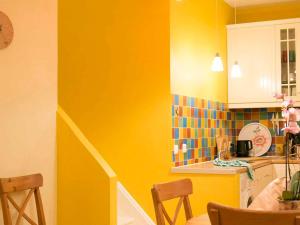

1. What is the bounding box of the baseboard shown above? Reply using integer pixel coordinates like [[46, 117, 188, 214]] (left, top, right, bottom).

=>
[[117, 182, 155, 225]]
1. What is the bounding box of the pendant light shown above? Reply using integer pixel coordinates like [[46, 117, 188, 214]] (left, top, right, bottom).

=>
[[231, 61, 241, 78], [231, 0, 242, 78], [211, 53, 224, 72], [211, 0, 224, 72]]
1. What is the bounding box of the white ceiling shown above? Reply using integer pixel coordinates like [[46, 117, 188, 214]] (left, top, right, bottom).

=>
[[224, 0, 297, 7]]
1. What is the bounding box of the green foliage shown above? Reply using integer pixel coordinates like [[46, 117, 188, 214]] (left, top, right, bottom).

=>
[[290, 171, 300, 200], [282, 191, 294, 201], [281, 171, 300, 201]]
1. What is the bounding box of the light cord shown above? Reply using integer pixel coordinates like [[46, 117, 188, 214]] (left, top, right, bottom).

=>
[[215, 0, 221, 52], [235, 0, 237, 25]]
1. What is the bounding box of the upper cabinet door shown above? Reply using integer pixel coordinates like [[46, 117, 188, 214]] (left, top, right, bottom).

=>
[[228, 25, 276, 108], [276, 23, 300, 102]]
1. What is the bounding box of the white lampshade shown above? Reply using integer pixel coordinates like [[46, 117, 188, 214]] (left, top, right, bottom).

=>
[[231, 61, 242, 78], [211, 53, 224, 72]]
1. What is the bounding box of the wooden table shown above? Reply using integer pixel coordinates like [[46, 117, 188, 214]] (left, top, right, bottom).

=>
[[186, 214, 211, 225], [198, 214, 210, 225]]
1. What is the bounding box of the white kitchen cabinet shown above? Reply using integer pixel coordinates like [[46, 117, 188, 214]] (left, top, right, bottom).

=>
[[228, 24, 277, 108], [240, 165, 273, 208], [253, 165, 274, 198], [273, 163, 300, 179], [240, 172, 253, 208], [276, 24, 300, 101], [227, 18, 300, 109], [239, 163, 300, 208]]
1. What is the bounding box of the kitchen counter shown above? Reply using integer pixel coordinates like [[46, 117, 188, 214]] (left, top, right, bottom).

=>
[[171, 157, 300, 175]]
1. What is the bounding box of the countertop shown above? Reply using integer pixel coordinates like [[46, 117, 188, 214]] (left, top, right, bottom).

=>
[[171, 157, 300, 175]]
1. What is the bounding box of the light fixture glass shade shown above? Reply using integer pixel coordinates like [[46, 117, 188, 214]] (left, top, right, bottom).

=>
[[211, 53, 224, 72], [231, 61, 242, 78]]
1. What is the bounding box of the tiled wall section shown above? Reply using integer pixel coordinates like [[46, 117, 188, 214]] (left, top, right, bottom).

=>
[[233, 108, 285, 155], [172, 94, 286, 167], [172, 94, 236, 167]]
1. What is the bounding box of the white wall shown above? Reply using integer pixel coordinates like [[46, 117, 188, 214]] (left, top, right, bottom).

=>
[[0, 0, 57, 224]]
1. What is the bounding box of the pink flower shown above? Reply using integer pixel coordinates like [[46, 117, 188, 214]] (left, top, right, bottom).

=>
[[282, 108, 300, 134], [274, 93, 285, 100], [282, 126, 300, 135], [282, 109, 288, 119], [281, 99, 295, 109], [282, 100, 289, 108], [289, 108, 300, 122], [288, 98, 295, 106], [275, 93, 299, 135]]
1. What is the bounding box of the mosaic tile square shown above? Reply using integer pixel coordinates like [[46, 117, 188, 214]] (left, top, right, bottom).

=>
[[259, 120, 269, 127], [174, 95, 179, 105], [251, 112, 259, 120], [183, 117, 187, 128], [244, 113, 251, 120], [236, 112, 244, 120], [260, 112, 268, 120], [187, 119, 192, 128], [183, 96, 187, 106]]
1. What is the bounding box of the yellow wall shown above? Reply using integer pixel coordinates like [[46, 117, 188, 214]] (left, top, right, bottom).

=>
[[237, 1, 300, 23], [171, 0, 234, 103], [0, 1, 57, 224], [58, 0, 239, 223], [58, 0, 172, 220], [57, 107, 117, 225]]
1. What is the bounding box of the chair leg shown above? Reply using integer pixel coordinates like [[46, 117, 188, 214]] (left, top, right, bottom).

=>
[[1, 194, 13, 225], [34, 189, 46, 225]]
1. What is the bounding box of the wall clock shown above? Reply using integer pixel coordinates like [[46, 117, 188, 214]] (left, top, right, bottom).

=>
[[0, 11, 14, 49]]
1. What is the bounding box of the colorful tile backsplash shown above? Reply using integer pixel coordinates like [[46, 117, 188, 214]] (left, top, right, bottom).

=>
[[172, 94, 286, 167], [232, 108, 285, 156], [172, 94, 236, 167]]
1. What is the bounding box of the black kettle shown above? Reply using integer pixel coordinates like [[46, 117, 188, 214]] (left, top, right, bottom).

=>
[[237, 140, 253, 157]]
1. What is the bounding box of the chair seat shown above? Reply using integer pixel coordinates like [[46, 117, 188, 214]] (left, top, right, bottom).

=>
[[186, 214, 211, 225]]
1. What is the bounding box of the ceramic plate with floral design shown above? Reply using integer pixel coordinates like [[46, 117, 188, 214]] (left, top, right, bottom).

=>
[[238, 123, 272, 156]]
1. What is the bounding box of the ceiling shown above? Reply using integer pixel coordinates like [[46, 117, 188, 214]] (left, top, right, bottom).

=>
[[224, 0, 297, 7]]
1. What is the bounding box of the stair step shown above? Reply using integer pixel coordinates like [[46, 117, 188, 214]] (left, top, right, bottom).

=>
[[118, 216, 135, 225]]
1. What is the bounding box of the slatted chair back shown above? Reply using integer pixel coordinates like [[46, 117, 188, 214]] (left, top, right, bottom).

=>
[[0, 174, 46, 225], [208, 202, 300, 225], [151, 179, 193, 225]]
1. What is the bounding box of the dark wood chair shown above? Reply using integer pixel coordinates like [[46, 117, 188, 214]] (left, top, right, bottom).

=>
[[151, 178, 203, 225], [0, 174, 46, 225], [208, 202, 300, 225]]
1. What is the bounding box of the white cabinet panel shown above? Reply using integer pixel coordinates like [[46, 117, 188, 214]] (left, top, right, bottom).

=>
[[240, 173, 253, 208], [239, 165, 273, 208], [254, 165, 273, 197], [227, 19, 300, 109], [228, 26, 276, 107], [240, 163, 300, 208], [273, 163, 300, 179]]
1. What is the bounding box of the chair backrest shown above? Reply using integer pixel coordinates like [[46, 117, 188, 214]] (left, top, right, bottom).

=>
[[0, 174, 46, 225], [207, 202, 300, 225], [151, 179, 193, 225]]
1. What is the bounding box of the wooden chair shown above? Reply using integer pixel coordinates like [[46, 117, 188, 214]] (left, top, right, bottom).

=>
[[0, 174, 46, 225], [151, 178, 203, 225], [207, 202, 300, 225]]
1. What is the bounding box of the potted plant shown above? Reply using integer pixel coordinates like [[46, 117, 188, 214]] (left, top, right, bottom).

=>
[[275, 94, 300, 210]]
